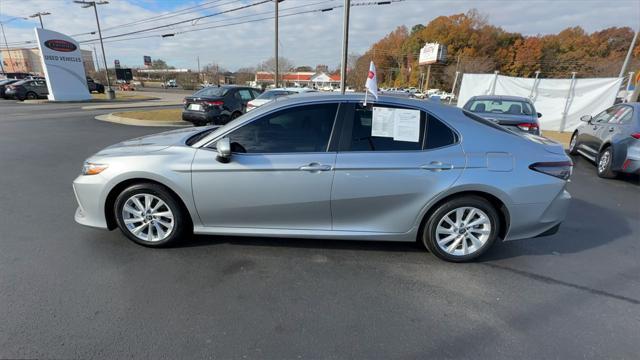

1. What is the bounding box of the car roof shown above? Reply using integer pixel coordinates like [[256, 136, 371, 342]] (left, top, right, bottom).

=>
[[470, 95, 531, 102]]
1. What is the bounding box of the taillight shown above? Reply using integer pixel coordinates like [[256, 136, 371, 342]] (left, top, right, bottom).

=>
[[518, 123, 539, 132], [631, 133, 640, 140], [204, 100, 223, 107], [529, 161, 573, 180]]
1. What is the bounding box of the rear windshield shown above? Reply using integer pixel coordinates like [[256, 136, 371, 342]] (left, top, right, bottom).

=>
[[256, 90, 294, 100], [466, 99, 533, 115], [194, 87, 228, 97]]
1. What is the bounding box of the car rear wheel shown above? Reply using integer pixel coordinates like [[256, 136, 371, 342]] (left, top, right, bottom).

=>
[[25, 91, 37, 100], [568, 132, 579, 155], [231, 111, 242, 120], [422, 196, 499, 262], [597, 147, 617, 178], [114, 183, 190, 247]]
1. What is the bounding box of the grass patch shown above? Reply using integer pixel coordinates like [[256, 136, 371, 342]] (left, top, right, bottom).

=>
[[91, 92, 156, 101], [113, 108, 183, 122], [543, 130, 572, 148]]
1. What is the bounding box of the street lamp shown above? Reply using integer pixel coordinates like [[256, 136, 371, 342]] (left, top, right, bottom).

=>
[[29, 12, 51, 29], [0, 17, 28, 74], [74, 0, 115, 99]]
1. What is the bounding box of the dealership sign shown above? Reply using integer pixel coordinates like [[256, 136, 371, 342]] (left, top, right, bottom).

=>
[[419, 43, 447, 65], [35, 28, 91, 101]]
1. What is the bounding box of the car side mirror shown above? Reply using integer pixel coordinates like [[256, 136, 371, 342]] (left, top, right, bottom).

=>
[[216, 137, 231, 163], [580, 115, 592, 123], [537, 112, 542, 118]]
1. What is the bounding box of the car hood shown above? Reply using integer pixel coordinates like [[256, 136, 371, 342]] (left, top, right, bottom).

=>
[[93, 126, 207, 157]]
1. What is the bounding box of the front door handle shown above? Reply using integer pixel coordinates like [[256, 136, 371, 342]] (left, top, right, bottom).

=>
[[299, 163, 332, 172], [421, 161, 453, 171], [608, 127, 615, 132]]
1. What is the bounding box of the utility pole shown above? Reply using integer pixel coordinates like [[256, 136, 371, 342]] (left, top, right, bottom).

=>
[[340, 0, 350, 94], [274, 0, 279, 88], [619, 26, 639, 78], [29, 12, 51, 29], [75, 1, 114, 99], [92, 44, 101, 73]]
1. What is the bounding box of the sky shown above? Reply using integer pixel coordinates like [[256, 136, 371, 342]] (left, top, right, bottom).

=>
[[1, 0, 639, 71]]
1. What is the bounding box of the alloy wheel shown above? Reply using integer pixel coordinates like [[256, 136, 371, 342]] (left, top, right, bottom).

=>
[[435, 207, 491, 256], [121, 193, 174, 242], [569, 135, 577, 152], [598, 150, 610, 174]]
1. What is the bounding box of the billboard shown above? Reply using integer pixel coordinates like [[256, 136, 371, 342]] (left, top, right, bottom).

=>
[[143, 55, 152, 67], [116, 68, 133, 81], [35, 28, 91, 101], [419, 43, 447, 65]]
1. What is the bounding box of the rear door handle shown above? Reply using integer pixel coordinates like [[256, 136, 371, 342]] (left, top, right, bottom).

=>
[[421, 162, 453, 171], [299, 163, 332, 172]]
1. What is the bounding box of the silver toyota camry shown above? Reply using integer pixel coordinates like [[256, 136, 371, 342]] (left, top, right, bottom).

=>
[[73, 94, 572, 262]]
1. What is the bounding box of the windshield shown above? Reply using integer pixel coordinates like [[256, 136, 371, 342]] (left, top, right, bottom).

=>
[[256, 90, 292, 100], [194, 87, 228, 97], [467, 99, 533, 115]]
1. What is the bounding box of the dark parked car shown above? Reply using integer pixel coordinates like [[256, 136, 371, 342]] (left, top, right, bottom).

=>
[[569, 103, 640, 178], [87, 77, 105, 93], [182, 85, 261, 126], [4, 79, 49, 101], [463, 95, 542, 135], [0, 79, 20, 99]]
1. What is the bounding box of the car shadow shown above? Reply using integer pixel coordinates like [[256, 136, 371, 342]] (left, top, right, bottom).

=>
[[570, 154, 639, 185], [478, 197, 632, 261], [176, 197, 629, 261]]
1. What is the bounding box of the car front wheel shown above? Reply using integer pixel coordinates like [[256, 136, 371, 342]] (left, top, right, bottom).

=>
[[422, 196, 499, 262], [114, 183, 190, 247], [569, 132, 579, 155]]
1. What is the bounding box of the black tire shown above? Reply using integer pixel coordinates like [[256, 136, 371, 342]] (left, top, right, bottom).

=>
[[114, 183, 191, 247], [231, 111, 242, 120], [596, 147, 617, 179], [568, 132, 579, 155], [421, 196, 500, 262], [25, 91, 37, 100]]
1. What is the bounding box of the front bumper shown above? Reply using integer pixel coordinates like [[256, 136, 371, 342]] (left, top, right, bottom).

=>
[[73, 174, 109, 229]]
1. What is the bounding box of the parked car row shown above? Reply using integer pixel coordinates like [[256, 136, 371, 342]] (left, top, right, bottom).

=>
[[0, 76, 105, 100]]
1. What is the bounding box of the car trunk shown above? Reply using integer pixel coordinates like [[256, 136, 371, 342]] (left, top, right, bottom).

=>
[[477, 112, 536, 126], [184, 96, 224, 112]]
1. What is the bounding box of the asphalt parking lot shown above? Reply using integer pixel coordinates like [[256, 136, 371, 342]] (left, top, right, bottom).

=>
[[0, 100, 639, 359]]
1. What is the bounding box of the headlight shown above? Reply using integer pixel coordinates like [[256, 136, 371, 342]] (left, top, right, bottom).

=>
[[82, 162, 108, 175]]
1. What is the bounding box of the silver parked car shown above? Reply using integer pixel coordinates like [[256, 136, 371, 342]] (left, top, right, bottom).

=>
[[73, 94, 572, 262]]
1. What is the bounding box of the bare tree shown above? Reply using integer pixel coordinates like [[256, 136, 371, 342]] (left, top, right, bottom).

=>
[[257, 57, 295, 74]]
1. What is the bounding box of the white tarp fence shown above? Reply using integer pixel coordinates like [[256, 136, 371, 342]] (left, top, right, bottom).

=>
[[457, 73, 622, 131]]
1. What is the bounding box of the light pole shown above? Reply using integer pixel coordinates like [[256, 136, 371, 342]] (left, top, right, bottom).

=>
[[0, 17, 27, 73], [74, 0, 115, 99], [29, 12, 51, 29], [340, 0, 350, 94], [274, 0, 281, 88]]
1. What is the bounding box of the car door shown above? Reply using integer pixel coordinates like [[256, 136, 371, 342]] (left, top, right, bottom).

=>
[[582, 107, 615, 154], [330, 102, 465, 233], [597, 105, 633, 147], [191, 102, 341, 230]]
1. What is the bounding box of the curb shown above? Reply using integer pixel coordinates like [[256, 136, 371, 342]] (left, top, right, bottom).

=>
[[95, 113, 192, 127], [21, 97, 160, 105], [82, 101, 180, 110]]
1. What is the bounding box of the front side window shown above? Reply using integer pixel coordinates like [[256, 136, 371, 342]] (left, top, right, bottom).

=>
[[226, 103, 338, 153], [593, 108, 614, 123]]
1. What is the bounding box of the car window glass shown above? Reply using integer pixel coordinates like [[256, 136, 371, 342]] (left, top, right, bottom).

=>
[[608, 106, 633, 124], [194, 87, 227, 97], [593, 108, 614, 123], [226, 103, 338, 153], [345, 104, 426, 151], [250, 89, 261, 98], [238, 89, 253, 101], [426, 116, 457, 149]]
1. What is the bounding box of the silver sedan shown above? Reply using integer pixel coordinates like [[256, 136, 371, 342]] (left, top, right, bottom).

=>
[[73, 94, 572, 262]]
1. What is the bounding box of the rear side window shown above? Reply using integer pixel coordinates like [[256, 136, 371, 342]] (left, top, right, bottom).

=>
[[426, 116, 457, 149], [345, 104, 426, 151], [608, 106, 633, 124], [238, 89, 253, 101]]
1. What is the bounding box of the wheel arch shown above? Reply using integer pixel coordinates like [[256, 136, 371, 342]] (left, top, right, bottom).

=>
[[418, 190, 510, 242], [104, 177, 193, 231]]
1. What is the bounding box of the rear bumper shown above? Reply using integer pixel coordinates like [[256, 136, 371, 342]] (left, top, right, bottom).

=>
[[620, 142, 640, 174], [505, 189, 571, 241], [182, 109, 225, 125]]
